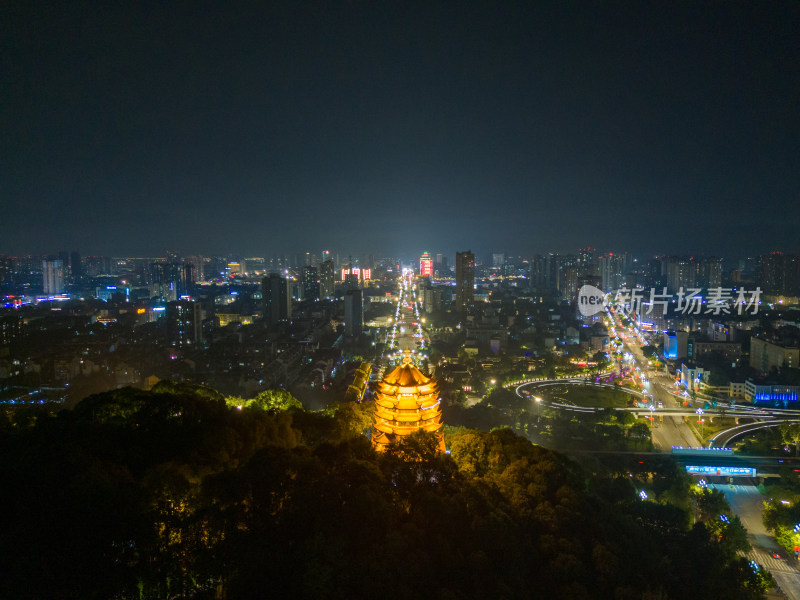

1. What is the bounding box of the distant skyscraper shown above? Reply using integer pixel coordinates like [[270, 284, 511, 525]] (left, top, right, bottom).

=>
[[70, 251, 82, 283], [434, 254, 448, 275], [598, 253, 625, 292], [302, 265, 320, 301], [0, 313, 22, 347], [759, 252, 800, 296], [320, 259, 335, 299], [166, 300, 203, 347], [419, 252, 433, 277], [0, 256, 13, 286], [149, 263, 193, 301], [665, 257, 697, 292], [186, 255, 206, 282], [455, 251, 475, 313], [530, 254, 559, 291], [262, 273, 292, 325], [344, 289, 363, 337], [578, 247, 597, 272], [492, 253, 505, 268], [699, 257, 722, 289], [42, 259, 65, 295], [561, 265, 581, 299]]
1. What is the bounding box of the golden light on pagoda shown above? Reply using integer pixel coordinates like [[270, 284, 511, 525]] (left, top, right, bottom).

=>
[[372, 351, 445, 452]]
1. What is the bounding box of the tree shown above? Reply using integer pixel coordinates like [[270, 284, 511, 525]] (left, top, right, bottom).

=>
[[226, 389, 302, 413], [325, 400, 375, 439], [780, 422, 800, 456], [694, 488, 729, 523], [708, 368, 730, 387]]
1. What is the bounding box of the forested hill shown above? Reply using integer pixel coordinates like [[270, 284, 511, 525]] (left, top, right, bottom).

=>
[[0, 383, 770, 599]]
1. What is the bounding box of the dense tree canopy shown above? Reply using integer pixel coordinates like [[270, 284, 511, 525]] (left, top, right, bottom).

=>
[[0, 384, 772, 599]]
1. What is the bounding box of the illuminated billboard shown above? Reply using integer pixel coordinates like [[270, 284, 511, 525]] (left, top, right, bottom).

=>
[[684, 465, 756, 477], [420, 252, 433, 277]]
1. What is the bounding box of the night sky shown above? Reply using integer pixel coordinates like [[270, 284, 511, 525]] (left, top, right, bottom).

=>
[[2, 2, 799, 259]]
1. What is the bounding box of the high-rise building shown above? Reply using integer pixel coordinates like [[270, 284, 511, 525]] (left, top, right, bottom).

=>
[[455, 251, 475, 313], [561, 265, 581, 300], [166, 300, 203, 347], [320, 259, 335, 299], [149, 263, 193, 301], [530, 253, 562, 292], [0, 256, 13, 287], [263, 274, 292, 325], [344, 289, 363, 337], [85, 256, 112, 277], [301, 265, 320, 301], [698, 257, 722, 289], [42, 259, 65, 295], [664, 257, 697, 292], [598, 253, 625, 292], [70, 251, 82, 283], [578, 247, 597, 271], [434, 253, 448, 275], [186, 255, 206, 282], [0, 313, 22, 347], [419, 252, 433, 277], [760, 252, 800, 296], [371, 351, 445, 453], [638, 299, 668, 332], [340, 266, 371, 287], [491, 253, 505, 268]]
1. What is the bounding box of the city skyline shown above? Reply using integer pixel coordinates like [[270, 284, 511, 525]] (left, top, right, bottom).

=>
[[3, 3, 799, 257], [5, 4, 800, 597]]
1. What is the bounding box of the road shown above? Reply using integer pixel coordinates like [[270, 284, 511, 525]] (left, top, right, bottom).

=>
[[612, 313, 703, 450], [387, 273, 426, 356], [712, 484, 800, 599]]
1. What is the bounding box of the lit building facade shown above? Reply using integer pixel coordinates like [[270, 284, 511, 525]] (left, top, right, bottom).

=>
[[598, 253, 625, 292], [42, 259, 65, 295], [419, 252, 433, 277], [372, 352, 445, 452], [166, 300, 203, 347], [320, 259, 335, 298], [663, 330, 689, 360], [301, 265, 320, 301], [262, 273, 292, 325]]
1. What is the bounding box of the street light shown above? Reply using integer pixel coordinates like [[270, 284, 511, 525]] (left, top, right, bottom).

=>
[[535, 396, 542, 422], [696, 408, 705, 441]]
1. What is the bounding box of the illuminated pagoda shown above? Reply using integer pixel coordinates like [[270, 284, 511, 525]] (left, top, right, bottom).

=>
[[372, 350, 445, 452]]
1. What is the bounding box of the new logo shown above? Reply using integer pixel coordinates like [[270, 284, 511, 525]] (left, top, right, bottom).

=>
[[577, 284, 607, 316]]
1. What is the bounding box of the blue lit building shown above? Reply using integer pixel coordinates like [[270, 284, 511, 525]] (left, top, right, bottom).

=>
[[745, 379, 800, 407], [663, 330, 688, 360]]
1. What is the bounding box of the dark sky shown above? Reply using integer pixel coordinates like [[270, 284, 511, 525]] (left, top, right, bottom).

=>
[[2, 1, 799, 259]]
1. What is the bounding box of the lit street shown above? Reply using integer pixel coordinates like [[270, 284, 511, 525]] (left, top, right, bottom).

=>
[[713, 484, 800, 600], [611, 308, 702, 450]]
